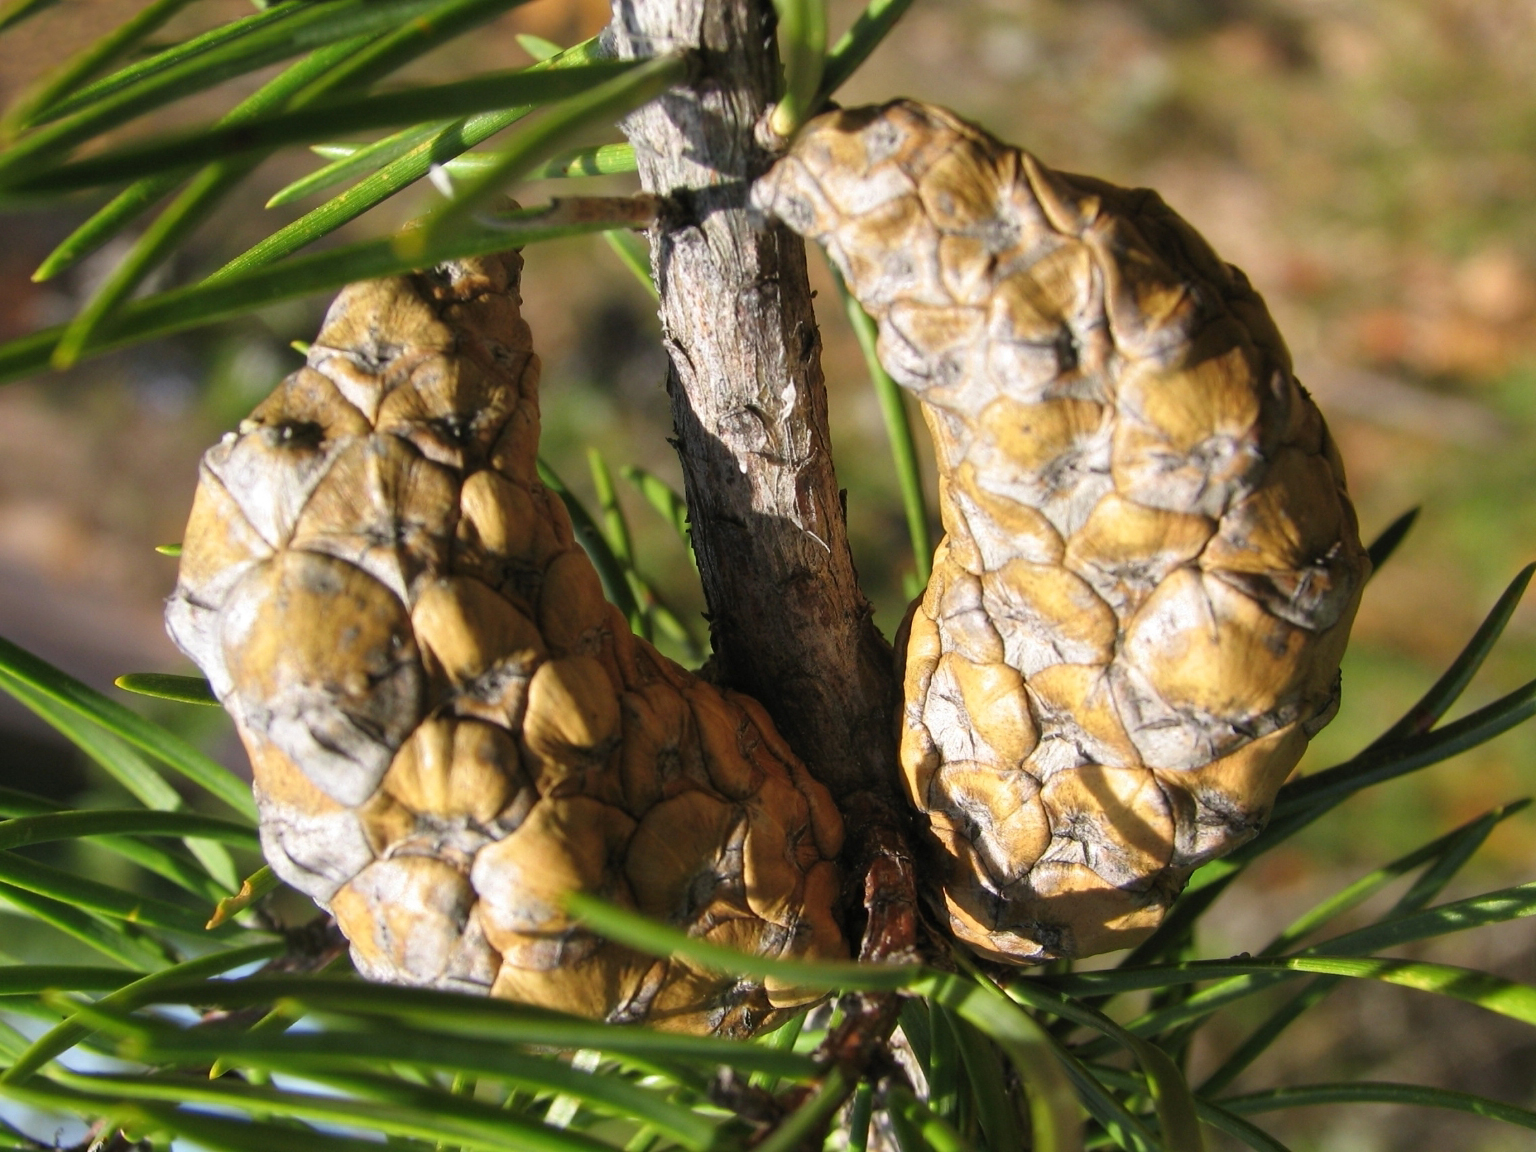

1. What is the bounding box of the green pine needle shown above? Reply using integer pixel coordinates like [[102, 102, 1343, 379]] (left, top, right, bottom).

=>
[[818, 0, 916, 104], [3, 60, 641, 193], [1222, 1081, 1536, 1135], [604, 228, 657, 297], [1364, 505, 1420, 575], [517, 33, 565, 61], [0, 635, 254, 819], [0, 0, 61, 33], [404, 53, 685, 256], [268, 121, 449, 206], [0, 0, 453, 180], [770, 0, 827, 137], [0, 198, 656, 382], [114, 672, 219, 706], [834, 269, 932, 584], [0, 0, 199, 138], [206, 34, 612, 281]]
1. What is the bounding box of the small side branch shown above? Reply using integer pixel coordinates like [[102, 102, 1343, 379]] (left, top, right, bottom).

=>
[[606, 0, 900, 806], [606, 11, 925, 1101]]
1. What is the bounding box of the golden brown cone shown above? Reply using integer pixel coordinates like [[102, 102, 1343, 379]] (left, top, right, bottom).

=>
[[167, 251, 847, 1035], [754, 100, 1368, 963]]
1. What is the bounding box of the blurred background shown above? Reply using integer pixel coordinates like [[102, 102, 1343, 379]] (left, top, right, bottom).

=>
[[0, 0, 1534, 1147]]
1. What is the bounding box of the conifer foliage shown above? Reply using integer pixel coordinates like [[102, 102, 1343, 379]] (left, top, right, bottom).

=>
[[0, 2, 1534, 1150]]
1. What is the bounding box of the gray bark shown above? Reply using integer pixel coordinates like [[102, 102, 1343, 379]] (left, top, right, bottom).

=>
[[606, 0, 899, 803]]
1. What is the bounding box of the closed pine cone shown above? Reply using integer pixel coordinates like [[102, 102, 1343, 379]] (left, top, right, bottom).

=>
[[166, 251, 846, 1034], [753, 101, 1369, 963]]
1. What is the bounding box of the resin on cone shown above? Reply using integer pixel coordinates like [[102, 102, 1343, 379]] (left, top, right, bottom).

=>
[[167, 252, 846, 1034], [754, 101, 1368, 962]]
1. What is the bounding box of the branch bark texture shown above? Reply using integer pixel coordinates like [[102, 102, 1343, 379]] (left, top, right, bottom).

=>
[[606, 0, 897, 804]]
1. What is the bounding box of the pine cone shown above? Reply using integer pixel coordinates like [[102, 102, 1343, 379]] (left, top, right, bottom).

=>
[[166, 252, 846, 1034], [753, 101, 1369, 962]]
